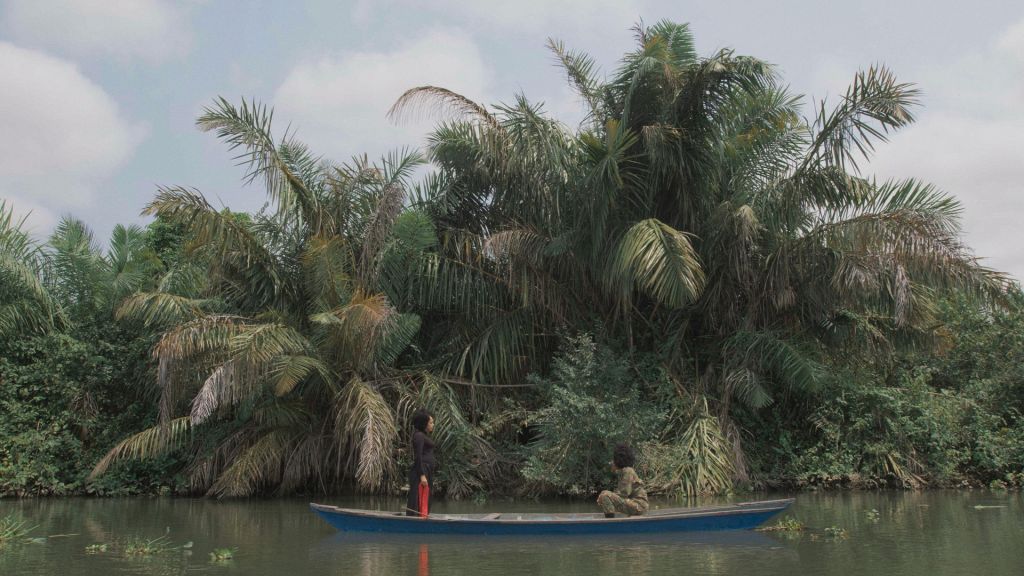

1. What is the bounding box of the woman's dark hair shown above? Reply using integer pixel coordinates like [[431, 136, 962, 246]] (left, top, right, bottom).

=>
[[612, 442, 635, 469], [411, 408, 432, 433]]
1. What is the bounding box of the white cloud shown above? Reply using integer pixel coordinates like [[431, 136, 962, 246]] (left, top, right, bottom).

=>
[[2, 0, 192, 63], [996, 18, 1024, 63], [869, 17, 1024, 280], [2, 194, 58, 239], [273, 28, 489, 161], [0, 42, 145, 228], [355, 0, 645, 37]]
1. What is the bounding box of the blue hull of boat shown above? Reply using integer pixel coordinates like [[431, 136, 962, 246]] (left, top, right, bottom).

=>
[[310, 499, 792, 536]]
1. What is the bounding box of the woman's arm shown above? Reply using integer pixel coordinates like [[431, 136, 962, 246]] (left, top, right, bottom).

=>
[[413, 432, 428, 485]]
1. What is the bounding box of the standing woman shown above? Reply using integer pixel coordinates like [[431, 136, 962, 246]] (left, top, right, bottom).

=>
[[406, 408, 436, 517]]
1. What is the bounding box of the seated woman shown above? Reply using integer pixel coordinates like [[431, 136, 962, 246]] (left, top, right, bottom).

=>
[[596, 443, 649, 517]]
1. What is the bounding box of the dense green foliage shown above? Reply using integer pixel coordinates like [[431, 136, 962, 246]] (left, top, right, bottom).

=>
[[742, 292, 1024, 489], [0, 207, 183, 496], [1, 21, 1021, 498], [521, 333, 668, 494]]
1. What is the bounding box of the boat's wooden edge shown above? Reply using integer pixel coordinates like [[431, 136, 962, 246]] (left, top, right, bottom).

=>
[[309, 498, 793, 524]]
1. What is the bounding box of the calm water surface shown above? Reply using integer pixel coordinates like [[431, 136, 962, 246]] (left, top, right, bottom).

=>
[[1, 491, 1021, 575]]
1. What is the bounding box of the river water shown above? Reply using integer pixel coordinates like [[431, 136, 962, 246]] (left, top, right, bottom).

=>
[[1, 491, 1021, 575]]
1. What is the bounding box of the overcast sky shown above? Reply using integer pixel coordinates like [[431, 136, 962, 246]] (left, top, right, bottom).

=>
[[2, 0, 1023, 278]]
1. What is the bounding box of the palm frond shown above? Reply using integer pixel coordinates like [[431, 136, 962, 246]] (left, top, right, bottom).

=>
[[208, 428, 294, 497], [145, 187, 285, 307], [389, 86, 499, 129], [546, 38, 604, 122], [89, 417, 191, 480], [608, 218, 705, 308], [723, 330, 823, 392], [311, 289, 398, 367], [197, 97, 326, 225], [116, 291, 208, 327], [724, 367, 773, 409], [302, 234, 354, 306], [359, 183, 407, 284], [334, 377, 399, 491], [270, 354, 333, 397], [802, 66, 919, 173]]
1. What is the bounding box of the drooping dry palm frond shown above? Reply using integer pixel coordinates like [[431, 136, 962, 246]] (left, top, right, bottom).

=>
[[152, 314, 250, 362], [229, 322, 314, 366], [670, 399, 735, 496], [151, 314, 249, 421], [312, 289, 398, 368], [359, 183, 407, 284], [208, 428, 294, 497], [334, 377, 399, 491], [89, 417, 191, 480], [181, 323, 319, 421], [388, 86, 499, 129], [116, 292, 208, 327], [190, 362, 236, 425]]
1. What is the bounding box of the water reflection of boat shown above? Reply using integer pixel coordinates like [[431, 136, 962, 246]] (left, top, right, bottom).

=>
[[313, 529, 785, 549], [310, 499, 793, 535], [308, 530, 791, 576]]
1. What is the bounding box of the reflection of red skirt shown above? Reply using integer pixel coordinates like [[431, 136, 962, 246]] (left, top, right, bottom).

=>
[[418, 483, 430, 517]]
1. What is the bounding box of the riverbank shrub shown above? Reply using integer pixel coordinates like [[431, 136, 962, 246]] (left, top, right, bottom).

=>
[[742, 293, 1024, 489], [0, 331, 179, 496], [520, 334, 666, 494]]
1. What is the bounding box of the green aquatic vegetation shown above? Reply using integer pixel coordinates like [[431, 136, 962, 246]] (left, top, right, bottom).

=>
[[0, 515, 35, 545], [209, 547, 236, 562], [824, 526, 849, 539], [120, 533, 191, 558], [757, 517, 805, 532], [865, 509, 880, 521], [85, 543, 109, 554], [123, 534, 176, 557]]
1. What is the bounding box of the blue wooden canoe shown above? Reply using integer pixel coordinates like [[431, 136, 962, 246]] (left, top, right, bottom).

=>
[[310, 498, 793, 535]]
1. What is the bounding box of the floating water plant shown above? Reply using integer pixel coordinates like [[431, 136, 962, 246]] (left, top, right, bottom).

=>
[[757, 517, 805, 532], [85, 543, 109, 554], [123, 534, 177, 557], [0, 515, 35, 546], [209, 547, 236, 563], [824, 526, 848, 539]]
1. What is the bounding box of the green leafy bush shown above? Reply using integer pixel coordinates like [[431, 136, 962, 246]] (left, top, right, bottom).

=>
[[521, 334, 666, 494]]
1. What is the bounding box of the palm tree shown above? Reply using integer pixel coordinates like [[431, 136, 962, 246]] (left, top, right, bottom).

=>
[[390, 20, 1009, 491], [92, 99, 494, 497], [0, 202, 157, 339], [0, 202, 63, 336]]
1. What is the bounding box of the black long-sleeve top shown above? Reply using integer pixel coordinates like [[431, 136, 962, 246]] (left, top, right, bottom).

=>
[[411, 430, 436, 477]]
